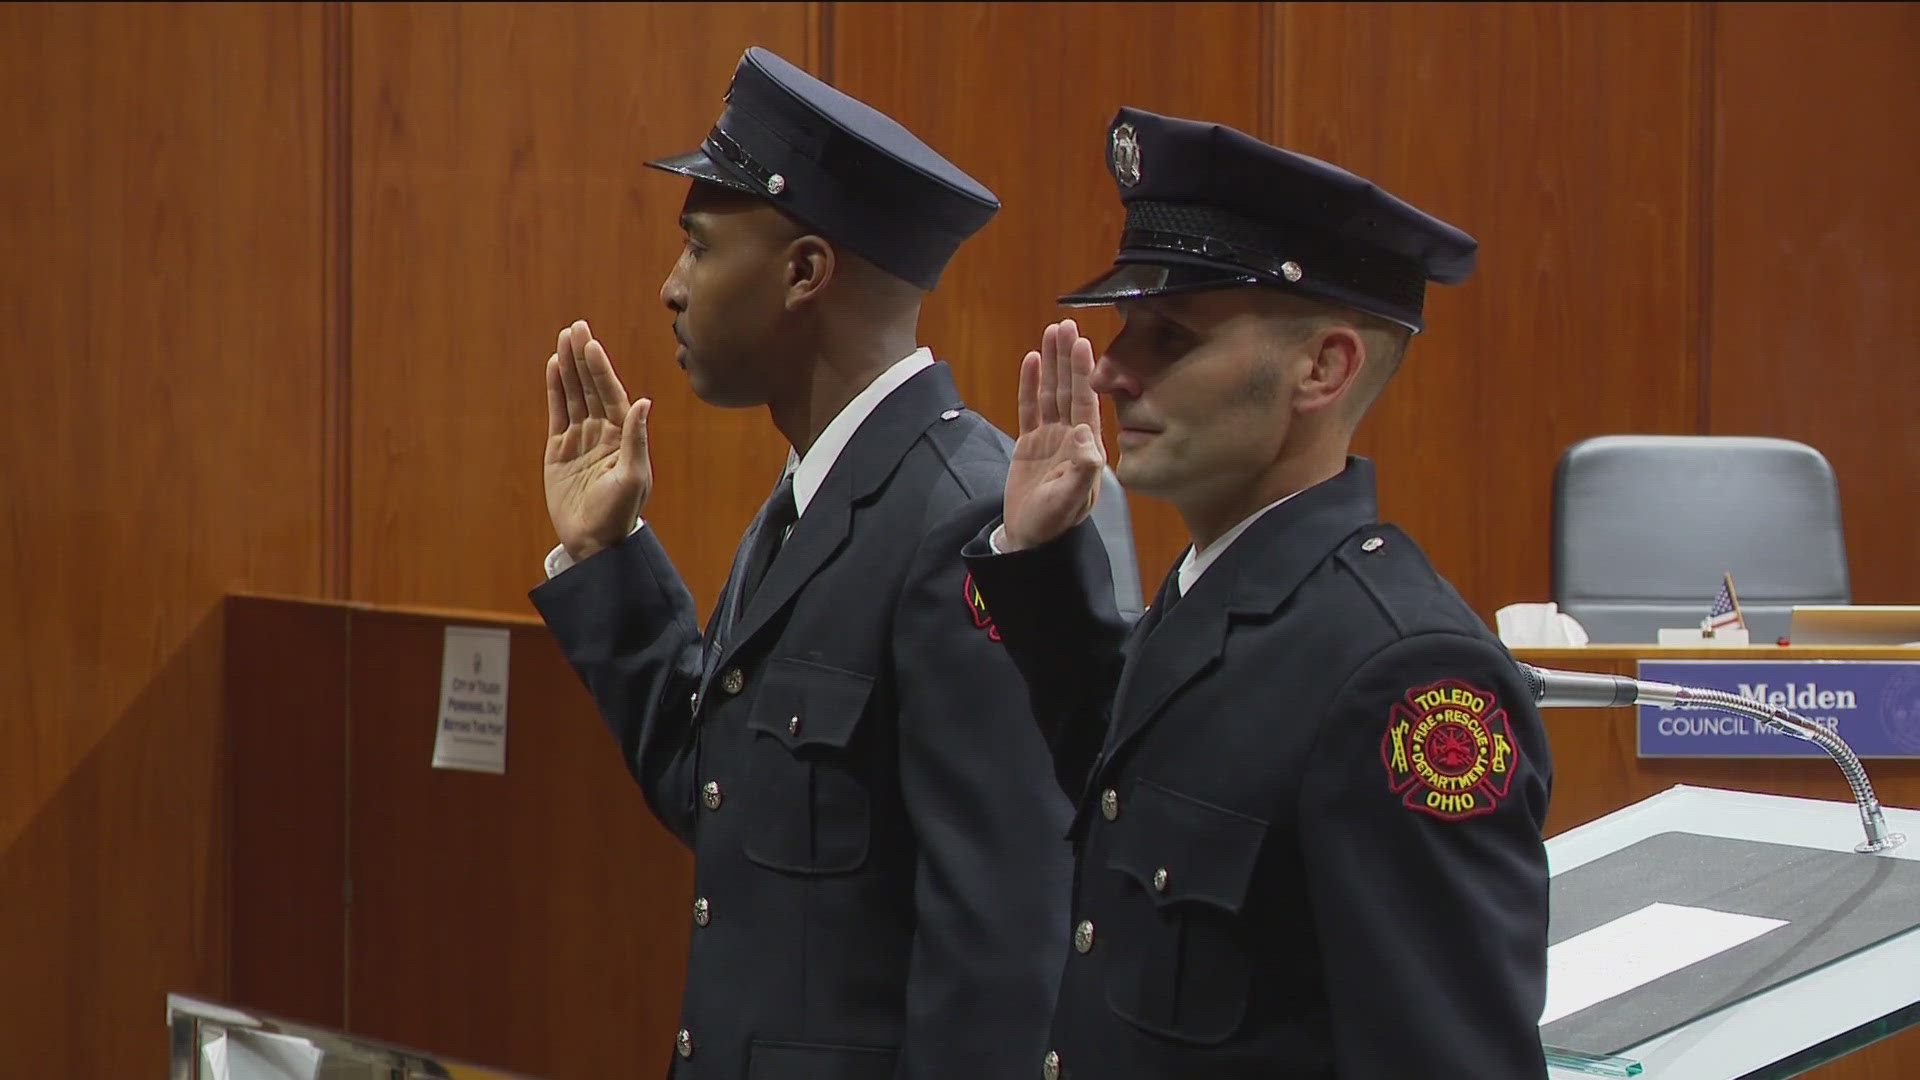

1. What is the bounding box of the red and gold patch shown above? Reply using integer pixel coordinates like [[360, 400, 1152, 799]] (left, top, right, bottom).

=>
[[964, 571, 1001, 641], [1381, 678, 1518, 821]]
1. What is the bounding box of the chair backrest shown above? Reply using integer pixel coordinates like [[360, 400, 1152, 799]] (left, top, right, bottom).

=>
[[1090, 465, 1146, 619], [1551, 435, 1849, 643]]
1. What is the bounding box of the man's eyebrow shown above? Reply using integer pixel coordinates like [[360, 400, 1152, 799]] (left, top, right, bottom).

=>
[[678, 214, 708, 239]]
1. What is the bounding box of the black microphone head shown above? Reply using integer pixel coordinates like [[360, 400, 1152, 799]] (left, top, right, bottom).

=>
[[1518, 662, 1546, 702]]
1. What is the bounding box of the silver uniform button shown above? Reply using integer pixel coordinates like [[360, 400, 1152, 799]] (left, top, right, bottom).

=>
[[1361, 536, 1384, 553], [702, 780, 723, 811], [940, 408, 961, 421], [1153, 867, 1169, 892], [722, 667, 745, 694], [788, 715, 801, 736], [693, 897, 710, 927], [1100, 788, 1119, 821], [1282, 260, 1304, 282], [689, 690, 699, 711], [1073, 919, 1095, 954], [676, 1029, 693, 1058], [1042, 1049, 1061, 1080]]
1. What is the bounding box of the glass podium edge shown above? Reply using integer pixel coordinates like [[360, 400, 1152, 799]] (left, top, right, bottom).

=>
[[1545, 1044, 1644, 1077], [1733, 998, 1920, 1080]]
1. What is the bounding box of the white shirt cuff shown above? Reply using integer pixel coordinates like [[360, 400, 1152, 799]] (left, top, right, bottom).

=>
[[544, 518, 646, 579], [988, 524, 1011, 555]]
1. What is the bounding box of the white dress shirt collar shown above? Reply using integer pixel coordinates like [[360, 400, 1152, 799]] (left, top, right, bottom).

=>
[[788, 348, 934, 516]]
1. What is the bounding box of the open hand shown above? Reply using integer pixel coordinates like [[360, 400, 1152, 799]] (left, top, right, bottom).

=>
[[543, 319, 653, 562], [1002, 319, 1104, 550]]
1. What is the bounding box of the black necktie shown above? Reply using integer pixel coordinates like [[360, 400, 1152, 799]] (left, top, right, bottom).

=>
[[737, 473, 798, 615]]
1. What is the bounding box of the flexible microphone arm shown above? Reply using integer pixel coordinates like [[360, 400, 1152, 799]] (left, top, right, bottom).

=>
[[1519, 664, 1905, 854]]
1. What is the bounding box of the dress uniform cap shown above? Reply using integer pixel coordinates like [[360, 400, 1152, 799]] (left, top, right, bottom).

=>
[[647, 47, 999, 291], [1058, 107, 1477, 332]]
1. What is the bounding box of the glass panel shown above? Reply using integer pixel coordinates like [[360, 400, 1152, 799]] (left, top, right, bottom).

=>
[[1545, 1043, 1644, 1077], [1735, 1000, 1920, 1080], [168, 993, 539, 1080]]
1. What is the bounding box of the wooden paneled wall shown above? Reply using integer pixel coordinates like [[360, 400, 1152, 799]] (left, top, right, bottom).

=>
[[342, 0, 1920, 618], [226, 596, 692, 1076], [3, 3, 1916, 1076], [0, 4, 328, 1075], [1706, 2, 1920, 606], [347, 2, 814, 614], [1279, 2, 1705, 610]]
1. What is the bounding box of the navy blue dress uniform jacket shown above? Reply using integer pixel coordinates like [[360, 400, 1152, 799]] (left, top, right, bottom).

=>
[[533, 362, 1073, 1080], [962, 458, 1552, 1079]]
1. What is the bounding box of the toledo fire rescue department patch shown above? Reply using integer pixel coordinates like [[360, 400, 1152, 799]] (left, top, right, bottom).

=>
[[1381, 678, 1518, 821]]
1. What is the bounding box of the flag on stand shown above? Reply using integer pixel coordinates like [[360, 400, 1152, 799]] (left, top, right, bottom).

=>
[[1701, 573, 1745, 634]]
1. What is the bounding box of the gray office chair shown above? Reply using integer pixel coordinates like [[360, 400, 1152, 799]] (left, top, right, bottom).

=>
[[1551, 435, 1850, 643], [1090, 465, 1146, 619]]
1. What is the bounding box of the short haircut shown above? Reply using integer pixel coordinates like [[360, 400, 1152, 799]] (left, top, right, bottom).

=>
[[1250, 289, 1411, 420]]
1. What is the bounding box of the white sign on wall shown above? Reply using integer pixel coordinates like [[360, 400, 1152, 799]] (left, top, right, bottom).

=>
[[431, 625, 510, 775]]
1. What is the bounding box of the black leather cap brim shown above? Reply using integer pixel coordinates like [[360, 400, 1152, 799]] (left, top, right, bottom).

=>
[[1056, 259, 1263, 307], [644, 148, 762, 197]]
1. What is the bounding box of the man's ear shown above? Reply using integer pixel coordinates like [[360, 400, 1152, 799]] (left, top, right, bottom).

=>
[[784, 234, 836, 310], [1294, 324, 1366, 415]]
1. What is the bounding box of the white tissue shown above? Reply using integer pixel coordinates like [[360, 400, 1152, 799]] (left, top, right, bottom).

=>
[[1495, 602, 1590, 647]]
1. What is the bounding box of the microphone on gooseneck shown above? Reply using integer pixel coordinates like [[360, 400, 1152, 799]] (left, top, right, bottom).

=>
[[1517, 664, 1684, 708]]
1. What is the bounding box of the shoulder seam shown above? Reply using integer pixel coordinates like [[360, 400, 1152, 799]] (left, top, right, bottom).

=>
[[1335, 548, 1409, 637], [921, 415, 1005, 501]]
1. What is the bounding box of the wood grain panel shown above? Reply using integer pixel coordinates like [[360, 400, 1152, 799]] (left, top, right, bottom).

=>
[[228, 595, 350, 1029], [344, 607, 691, 1074], [348, 2, 814, 615], [0, 4, 327, 1075], [1707, 2, 1920, 608], [1278, 2, 1703, 621], [830, 1, 1272, 588]]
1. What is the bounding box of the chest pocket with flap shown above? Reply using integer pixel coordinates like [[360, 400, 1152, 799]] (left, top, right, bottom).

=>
[[741, 658, 875, 875], [1101, 778, 1267, 1045]]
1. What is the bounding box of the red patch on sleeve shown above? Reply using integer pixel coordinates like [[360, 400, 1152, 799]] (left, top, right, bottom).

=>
[[1381, 678, 1518, 821], [963, 571, 1001, 641]]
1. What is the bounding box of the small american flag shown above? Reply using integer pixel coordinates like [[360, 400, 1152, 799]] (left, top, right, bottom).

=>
[[1702, 573, 1745, 633]]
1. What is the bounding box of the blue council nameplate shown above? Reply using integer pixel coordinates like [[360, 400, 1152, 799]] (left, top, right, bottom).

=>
[[1637, 660, 1920, 758]]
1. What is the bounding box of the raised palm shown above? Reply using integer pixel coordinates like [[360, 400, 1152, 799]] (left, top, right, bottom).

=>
[[544, 320, 653, 562], [1003, 319, 1106, 550]]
